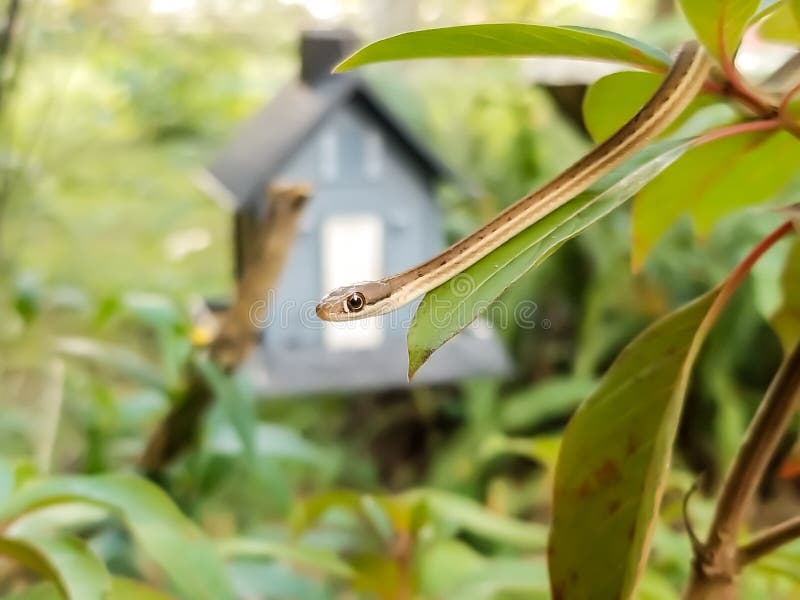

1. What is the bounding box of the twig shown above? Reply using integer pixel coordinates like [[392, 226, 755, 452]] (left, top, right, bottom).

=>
[[737, 515, 800, 567], [683, 477, 706, 556], [140, 183, 311, 474], [685, 341, 800, 598]]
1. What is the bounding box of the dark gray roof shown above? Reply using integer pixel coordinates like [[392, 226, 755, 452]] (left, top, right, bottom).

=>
[[239, 326, 512, 397], [205, 73, 465, 209]]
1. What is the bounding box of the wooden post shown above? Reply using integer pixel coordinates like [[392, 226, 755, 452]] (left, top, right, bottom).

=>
[[140, 183, 311, 473]]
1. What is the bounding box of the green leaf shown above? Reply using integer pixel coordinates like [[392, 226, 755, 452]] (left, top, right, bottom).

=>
[[0, 474, 234, 600], [446, 559, 550, 600], [632, 131, 800, 269], [415, 539, 485, 598], [336, 24, 669, 72], [55, 336, 167, 391], [679, 0, 761, 58], [771, 238, 800, 350], [219, 538, 355, 579], [480, 434, 562, 469], [0, 582, 61, 600], [292, 489, 547, 551], [549, 289, 720, 600], [2, 578, 177, 600], [757, 0, 800, 43], [197, 358, 256, 458], [108, 578, 176, 600], [408, 140, 693, 377], [500, 376, 596, 431], [583, 71, 717, 143], [416, 489, 548, 550], [0, 459, 36, 508], [0, 534, 110, 600]]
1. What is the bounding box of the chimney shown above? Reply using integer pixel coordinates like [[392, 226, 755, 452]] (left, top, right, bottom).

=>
[[300, 30, 359, 84]]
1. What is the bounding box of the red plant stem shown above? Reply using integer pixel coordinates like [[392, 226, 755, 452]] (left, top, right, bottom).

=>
[[779, 82, 800, 116], [715, 11, 775, 118], [694, 221, 795, 347], [714, 221, 794, 307], [695, 119, 780, 146], [701, 79, 775, 117]]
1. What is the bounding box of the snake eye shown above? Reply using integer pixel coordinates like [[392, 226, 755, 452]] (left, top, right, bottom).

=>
[[346, 292, 366, 313]]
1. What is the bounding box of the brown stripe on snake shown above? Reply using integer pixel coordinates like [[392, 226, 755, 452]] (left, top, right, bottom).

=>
[[316, 41, 713, 322]]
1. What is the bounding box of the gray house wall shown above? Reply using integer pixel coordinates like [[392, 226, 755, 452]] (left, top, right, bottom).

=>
[[260, 101, 445, 351]]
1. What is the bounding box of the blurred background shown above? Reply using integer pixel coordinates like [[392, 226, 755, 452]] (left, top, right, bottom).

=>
[[1, 1, 799, 598]]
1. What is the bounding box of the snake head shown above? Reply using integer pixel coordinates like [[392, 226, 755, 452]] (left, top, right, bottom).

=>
[[316, 281, 393, 321]]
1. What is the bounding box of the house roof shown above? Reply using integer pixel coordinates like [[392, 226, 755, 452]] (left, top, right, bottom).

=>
[[204, 72, 467, 210]]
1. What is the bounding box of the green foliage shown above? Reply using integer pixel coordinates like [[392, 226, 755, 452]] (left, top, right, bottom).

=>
[[678, 0, 760, 58], [0, 579, 175, 600], [632, 131, 800, 269], [336, 24, 669, 72], [285, 488, 549, 598], [0, 535, 110, 600], [499, 376, 596, 432], [0, 473, 234, 600]]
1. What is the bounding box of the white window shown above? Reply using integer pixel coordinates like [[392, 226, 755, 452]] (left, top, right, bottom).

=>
[[364, 131, 383, 180], [319, 130, 338, 181], [321, 214, 385, 351]]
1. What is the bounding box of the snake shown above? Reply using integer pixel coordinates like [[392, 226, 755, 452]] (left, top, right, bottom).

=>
[[316, 40, 713, 322]]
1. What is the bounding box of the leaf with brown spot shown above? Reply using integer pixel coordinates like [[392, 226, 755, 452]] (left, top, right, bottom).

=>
[[549, 288, 721, 600]]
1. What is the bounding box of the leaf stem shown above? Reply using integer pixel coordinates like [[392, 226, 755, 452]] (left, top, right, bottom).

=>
[[737, 515, 800, 567], [776, 82, 800, 139], [701, 79, 775, 117], [779, 82, 800, 114], [695, 221, 794, 343], [694, 119, 780, 146]]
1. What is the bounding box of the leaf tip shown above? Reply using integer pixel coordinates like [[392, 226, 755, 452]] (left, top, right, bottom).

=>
[[407, 348, 431, 381], [332, 56, 355, 73]]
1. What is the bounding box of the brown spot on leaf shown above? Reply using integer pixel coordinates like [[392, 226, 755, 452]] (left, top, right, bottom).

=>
[[576, 480, 593, 498], [594, 459, 621, 486], [552, 584, 564, 600], [608, 499, 622, 515], [626, 435, 641, 457]]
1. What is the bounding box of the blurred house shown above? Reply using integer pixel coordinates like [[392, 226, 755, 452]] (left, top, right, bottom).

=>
[[202, 30, 510, 396]]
